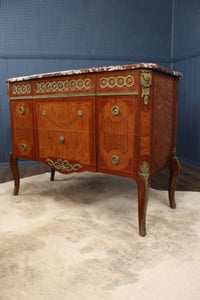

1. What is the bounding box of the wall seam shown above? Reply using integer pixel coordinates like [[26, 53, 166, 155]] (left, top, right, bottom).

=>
[[170, 0, 175, 69]]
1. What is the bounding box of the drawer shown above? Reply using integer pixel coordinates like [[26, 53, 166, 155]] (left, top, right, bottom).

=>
[[35, 98, 95, 132], [37, 129, 95, 169], [10, 100, 33, 129], [9, 81, 32, 98], [96, 70, 139, 94], [32, 73, 95, 96], [96, 96, 136, 135], [12, 128, 35, 159], [97, 132, 135, 176]]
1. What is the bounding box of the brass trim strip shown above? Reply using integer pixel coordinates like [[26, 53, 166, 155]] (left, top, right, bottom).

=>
[[9, 91, 139, 100], [97, 91, 139, 96]]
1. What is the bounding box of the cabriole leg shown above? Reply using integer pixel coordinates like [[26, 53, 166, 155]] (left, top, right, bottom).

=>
[[50, 168, 55, 181], [9, 152, 20, 195], [168, 149, 180, 209], [137, 161, 150, 236]]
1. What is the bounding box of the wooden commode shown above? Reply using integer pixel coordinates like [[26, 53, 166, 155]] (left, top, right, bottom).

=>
[[7, 63, 182, 236]]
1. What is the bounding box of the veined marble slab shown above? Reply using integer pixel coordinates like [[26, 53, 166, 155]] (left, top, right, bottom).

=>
[[7, 63, 182, 82]]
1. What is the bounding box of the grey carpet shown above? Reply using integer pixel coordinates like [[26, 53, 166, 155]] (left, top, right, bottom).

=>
[[0, 172, 200, 300]]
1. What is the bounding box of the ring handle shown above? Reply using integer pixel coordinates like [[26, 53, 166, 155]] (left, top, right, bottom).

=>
[[112, 155, 120, 165], [78, 110, 83, 116], [21, 144, 27, 151], [111, 106, 120, 116], [19, 107, 25, 115], [59, 135, 65, 144]]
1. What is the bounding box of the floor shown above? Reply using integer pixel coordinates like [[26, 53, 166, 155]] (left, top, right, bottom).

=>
[[1, 169, 200, 300], [0, 162, 199, 191], [151, 163, 200, 191]]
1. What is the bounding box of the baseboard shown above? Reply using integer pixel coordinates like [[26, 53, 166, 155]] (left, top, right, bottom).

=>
[[179, 156, 200, 170], [0, 160, 43, 169]]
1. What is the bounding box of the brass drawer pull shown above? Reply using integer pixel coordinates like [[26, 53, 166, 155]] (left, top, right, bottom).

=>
[[21, 144, 27, 151], [112, 155, 120, 165], [111, 106, 120, 116], [78, 110, 83, 116], [19, 107, 25, 115], [42, 110, 47, 116], [59, 135, 65, 144]]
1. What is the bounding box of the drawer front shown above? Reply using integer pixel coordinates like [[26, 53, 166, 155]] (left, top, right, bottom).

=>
[[35, 98, 95, 132], [9, 81, 32, 98], [96, 96, 137, 177], [96, 70, 139, 94], [96, 96, 136, 134], [32, 73, 95, 96], [12, 128, 35, 159], [10, 100, 33, 129], [37, 129, 95, 171], [97, 132, 134, 176]]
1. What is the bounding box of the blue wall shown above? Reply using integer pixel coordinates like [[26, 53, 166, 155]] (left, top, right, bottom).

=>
[[0, 0, 172, 165], [0, 0, 172, 61], [1, 0, 198, 169], [173, 0, 200, 169]]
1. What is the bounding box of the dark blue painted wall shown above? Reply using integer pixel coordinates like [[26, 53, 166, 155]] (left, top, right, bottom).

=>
[[173, 0, 200, 169], [0, 0, 172, 165], [173, 0, 200, 60], [0, 0, 172, 61]]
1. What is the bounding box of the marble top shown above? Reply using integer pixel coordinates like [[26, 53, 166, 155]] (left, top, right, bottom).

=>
[[7, 63, 182, 82]]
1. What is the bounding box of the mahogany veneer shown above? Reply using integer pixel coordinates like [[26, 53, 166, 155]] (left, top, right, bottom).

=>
[[7, 63, 182, 236]]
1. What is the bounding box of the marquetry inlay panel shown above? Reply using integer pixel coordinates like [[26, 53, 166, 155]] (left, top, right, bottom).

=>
[[104, 133, 128, 155], [99, 75, 134, 89], [103, 115, 129, 155], [35, 78, 91, 93], [13, 128, 35, 159], [12, 84, 31, 95], [103, 116, 129, 134]]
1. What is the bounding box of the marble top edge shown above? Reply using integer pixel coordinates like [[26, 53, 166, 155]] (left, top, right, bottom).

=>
[[6, 63, 182, 82]]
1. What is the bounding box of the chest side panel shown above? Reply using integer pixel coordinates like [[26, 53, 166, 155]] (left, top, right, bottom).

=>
[[152, 73, 175, 173]]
